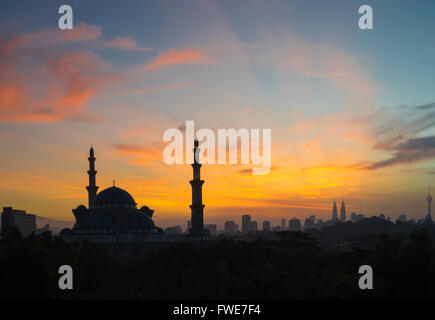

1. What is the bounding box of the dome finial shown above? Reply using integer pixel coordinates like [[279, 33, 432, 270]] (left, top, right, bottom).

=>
[[113, 179, 116, 187]]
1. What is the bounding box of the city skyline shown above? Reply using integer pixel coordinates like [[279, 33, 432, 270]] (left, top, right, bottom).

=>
[[1, 0, 435, 227]]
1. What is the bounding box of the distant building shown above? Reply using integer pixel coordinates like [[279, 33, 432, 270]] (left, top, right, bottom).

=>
[[224, 220, 238, 233], [1, 207, 36, 236], [52, 226, 61, 235], [309, 215, 316, 223], [251, 221, 258, 232], [379, 213, 385, 220], [262, 220, 271, 232], [281, 218, 286, 231], [316, 219, 325, 229], [204, 224, 217, 236], [303, 218, 315, 230], [165, 225, 183, 234], [340, 201, 346, 222], [332, 201, 338, 222], [350, 212, 356, 222], [271, 226, 281, 232], [350, 212, 364, 223], [398, 214, 407, 222], [242, 215, 252, 233], [289, 218, 302, 232]]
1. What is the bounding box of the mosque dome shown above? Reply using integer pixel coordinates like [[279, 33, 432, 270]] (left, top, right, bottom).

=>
[[64, 148, 164, 238], [94, 186, 137, 209]]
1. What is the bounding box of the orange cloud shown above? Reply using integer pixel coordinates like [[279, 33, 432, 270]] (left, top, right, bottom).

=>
[[2, 22, 102, 53], [102, 36, 150, 51], [144, 48, 216, 71], [113, 142, 165, 165], [0, 25, 120, 123], [0, 51, 119, 122]]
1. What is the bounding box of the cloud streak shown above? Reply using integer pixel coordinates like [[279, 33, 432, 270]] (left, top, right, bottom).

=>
[[112, 142, 165, 165], [365, 103, 435, 170], [366, 136, 435, 170], [248, 31, 376, 98], [144, 48, 216, 71], [101, 36, 150, 52]]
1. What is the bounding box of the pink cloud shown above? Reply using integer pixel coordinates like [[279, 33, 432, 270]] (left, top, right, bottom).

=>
[[0, 25, 120, 123], [113, 142, 166, 166], [144, 48, 216, 71], [2, 22, 102, 52], [102, 36, 150, 52]]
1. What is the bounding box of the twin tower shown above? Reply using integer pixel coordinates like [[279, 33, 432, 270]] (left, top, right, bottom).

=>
[[332, 200, 346, 222], [85, 141, 206, 236]]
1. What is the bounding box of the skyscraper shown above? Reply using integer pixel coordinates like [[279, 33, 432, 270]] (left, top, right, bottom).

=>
[[251, 221, 258, 232], [224, 220, 238, 233], [242, 215, 252, 233], [332, 201, 338, 222], [86, 146, 99, 208], [281, 218, 286, 231], [1, 207, 36, 236], [262, 220, 271, 232], [340, 201, 346, 222], [189, 139, 205, 236], [289, 218, 302, 232], [303, 218, 315, 230]]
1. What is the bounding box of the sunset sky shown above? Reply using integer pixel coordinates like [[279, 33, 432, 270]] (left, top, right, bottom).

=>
[[1, 0, 434, 229]]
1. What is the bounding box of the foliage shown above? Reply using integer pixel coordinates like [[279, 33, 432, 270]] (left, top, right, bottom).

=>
[[0, 229, 434, 299]]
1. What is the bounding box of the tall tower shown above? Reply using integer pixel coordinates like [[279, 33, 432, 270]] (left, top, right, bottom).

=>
[[426, 192, 432, 221], [86, 146, 99, 208], [332, 201, 338, 222], [340, 200, 346, 222], [189, 139, 205, 235], [242, 215, 252, 233]]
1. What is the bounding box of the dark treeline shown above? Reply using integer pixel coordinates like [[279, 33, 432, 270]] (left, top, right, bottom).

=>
[[0, 228, 434, 299]]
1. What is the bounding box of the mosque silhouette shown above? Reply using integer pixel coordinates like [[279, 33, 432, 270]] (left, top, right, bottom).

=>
[[60, 142, 209, 243]]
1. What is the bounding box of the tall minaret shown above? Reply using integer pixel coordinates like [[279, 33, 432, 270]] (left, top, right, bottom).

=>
[[189, 139, 205, 236], [427, 192, 432, 221], [86, 146, 99, 208], [332, 201, 338, 222], [340, 200, 346, 222]]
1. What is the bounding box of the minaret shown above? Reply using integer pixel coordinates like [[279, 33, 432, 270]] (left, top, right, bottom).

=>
[[189, 139, 205, 236], [340, 200, 346, 222], [332, 201, 338, 222], [426, 192, 432, 221], [86, 146, 99, 208]]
